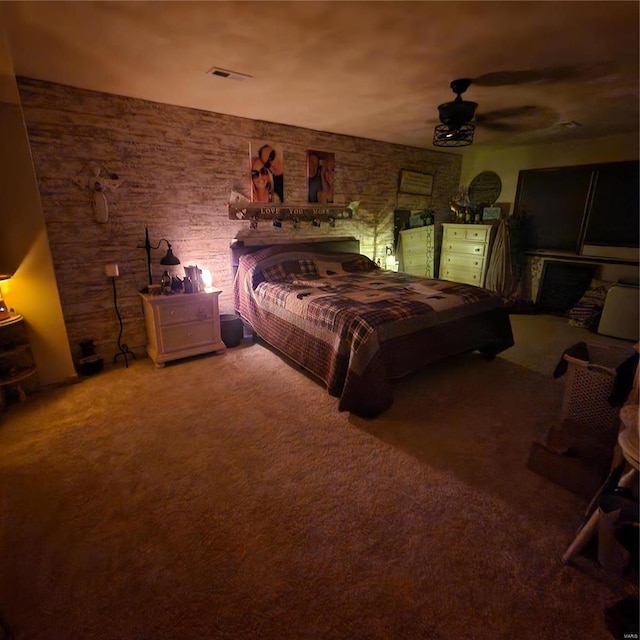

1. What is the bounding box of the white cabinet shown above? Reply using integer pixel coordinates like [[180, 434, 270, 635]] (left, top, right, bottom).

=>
[[439, 223, 493, 287], [139, 290, 226, 366], [398, 225, 435, 278]]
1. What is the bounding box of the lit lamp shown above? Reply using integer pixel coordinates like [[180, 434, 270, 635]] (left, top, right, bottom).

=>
[[137, 227, 181, 286], [433, 123, 475, 147], [385, 246, 398, 271], [0, 274, 12, 321]]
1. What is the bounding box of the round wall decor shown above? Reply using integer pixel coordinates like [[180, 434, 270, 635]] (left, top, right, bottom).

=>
[[468, 171, 502, 207]]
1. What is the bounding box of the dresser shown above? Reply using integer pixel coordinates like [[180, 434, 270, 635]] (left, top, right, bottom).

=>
[[439, 223, 493, 287], [398, 225, 435, 278], [139, 290, 226, 366]]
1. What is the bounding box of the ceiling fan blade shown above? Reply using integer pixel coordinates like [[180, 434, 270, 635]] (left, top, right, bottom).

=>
[[472, 63, 615, 87], [475, 105, 557, 131]]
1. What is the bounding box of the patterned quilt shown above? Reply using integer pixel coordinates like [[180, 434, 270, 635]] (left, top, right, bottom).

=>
[[234, 246, 513, 418]]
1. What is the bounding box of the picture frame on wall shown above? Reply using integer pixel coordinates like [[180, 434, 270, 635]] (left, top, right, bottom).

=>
[[398, 169, 433, 196], [307, 150, 335, 203], [482, 206, 502, 221], [250, 140, 284, 203]]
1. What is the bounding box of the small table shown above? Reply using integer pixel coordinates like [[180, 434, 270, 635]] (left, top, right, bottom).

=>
[[139, 290, 226, 367], [0, 315, 37, 402]]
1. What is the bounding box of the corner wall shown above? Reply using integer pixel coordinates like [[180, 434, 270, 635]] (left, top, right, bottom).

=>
[[0, 33, 76, 386]]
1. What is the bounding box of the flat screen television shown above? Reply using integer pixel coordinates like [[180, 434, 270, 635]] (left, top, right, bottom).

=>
[[514, 161, 639, 261]]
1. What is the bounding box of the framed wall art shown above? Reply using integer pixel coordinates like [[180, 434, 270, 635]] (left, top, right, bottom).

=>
[[250, 140, 284, 203], [398, 170, 433, 196], [307, 150, 335, 203]]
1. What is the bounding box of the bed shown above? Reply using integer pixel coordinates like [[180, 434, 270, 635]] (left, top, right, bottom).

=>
[[231, 235, 514, 418]]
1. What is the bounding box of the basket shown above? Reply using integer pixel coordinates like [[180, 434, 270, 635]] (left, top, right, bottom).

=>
[[559, 343, 636, 444]]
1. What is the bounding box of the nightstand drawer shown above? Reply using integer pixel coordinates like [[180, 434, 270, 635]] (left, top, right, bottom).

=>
[[160, 321, 218, 353], [158, 298, 214, 326]]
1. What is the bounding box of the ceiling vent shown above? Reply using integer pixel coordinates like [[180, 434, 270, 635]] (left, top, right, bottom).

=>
[[207, 67, 251, 81]]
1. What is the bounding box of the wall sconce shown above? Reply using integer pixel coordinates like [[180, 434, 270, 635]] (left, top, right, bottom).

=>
[[75, 164, 121, 223], [137, 227, 181, 286], [0, 273, 12, 321]]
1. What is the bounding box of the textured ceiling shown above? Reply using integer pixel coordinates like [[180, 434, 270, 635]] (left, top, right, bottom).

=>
[[2, 1, 639, 150]]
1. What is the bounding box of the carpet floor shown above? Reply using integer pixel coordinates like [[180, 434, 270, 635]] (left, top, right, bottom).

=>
[[0, 315, 636, 639]]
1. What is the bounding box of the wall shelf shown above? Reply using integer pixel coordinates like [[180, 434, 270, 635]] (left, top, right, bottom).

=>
[[228, 202, 357, 223]]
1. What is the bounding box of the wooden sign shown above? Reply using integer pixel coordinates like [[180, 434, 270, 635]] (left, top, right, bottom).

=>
[[398, 170, 433, 196], [228, 203, 357, 221]]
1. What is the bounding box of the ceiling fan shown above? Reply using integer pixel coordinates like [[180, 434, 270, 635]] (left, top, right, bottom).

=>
[[432, 78, 557, 147]]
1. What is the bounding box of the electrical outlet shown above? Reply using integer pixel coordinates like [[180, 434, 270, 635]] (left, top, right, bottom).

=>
[[105, 263, 119, 277]]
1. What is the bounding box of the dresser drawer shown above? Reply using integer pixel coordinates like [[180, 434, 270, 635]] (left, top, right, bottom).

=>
[[443, 226, 489, 242], [443, 241, 488, 257], [441, 252, 485, 270], [440, 265, 484, 286], [160, 320, 218, 353], [403, 257, 430, 277], [158, 298, 214, 326]]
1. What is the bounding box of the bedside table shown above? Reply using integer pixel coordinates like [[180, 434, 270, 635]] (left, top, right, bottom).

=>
[[0, 314, 37, 402], [139, 290, 226, 367]]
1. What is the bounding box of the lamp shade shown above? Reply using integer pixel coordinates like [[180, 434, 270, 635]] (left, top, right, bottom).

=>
[[160, 247, 180, 265]]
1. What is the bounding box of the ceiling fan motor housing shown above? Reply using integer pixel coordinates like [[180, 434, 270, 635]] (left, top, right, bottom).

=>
[[438, 78, 478, 130]]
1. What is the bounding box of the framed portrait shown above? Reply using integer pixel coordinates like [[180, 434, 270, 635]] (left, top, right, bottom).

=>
[[307, 150, 335, 203], [399, 169, 433, 196], [250, 140, 284, 203]]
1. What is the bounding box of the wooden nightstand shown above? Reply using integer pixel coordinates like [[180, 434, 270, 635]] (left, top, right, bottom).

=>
[[139, 290, 226, 367], [0, 314, 37, 402]]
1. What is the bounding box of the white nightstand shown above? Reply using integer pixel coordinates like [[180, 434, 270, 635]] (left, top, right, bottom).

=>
[[139, 290, 226, 367]]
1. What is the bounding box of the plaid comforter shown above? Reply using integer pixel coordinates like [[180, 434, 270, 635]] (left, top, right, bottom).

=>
[[234, 246, 513, 417]]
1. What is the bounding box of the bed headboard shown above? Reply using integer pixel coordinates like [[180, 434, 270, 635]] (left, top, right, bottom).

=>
[[229, 235, 360, 278]]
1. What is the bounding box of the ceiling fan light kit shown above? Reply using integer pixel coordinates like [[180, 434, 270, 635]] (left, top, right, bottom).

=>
[[433, 78, 479, 147], [433, 123, 475, 147]]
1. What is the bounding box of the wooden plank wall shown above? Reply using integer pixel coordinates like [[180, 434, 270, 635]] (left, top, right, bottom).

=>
[[17, 78, 461, 364]]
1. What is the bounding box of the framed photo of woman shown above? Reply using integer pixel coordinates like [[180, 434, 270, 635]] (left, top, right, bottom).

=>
[[250, 140, 285, 203]]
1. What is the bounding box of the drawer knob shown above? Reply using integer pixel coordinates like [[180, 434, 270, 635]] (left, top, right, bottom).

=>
[[475, 248, 480, 252]]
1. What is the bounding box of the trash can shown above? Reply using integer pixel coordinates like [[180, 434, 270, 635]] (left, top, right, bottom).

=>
[[220, 314, 244, 348]]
